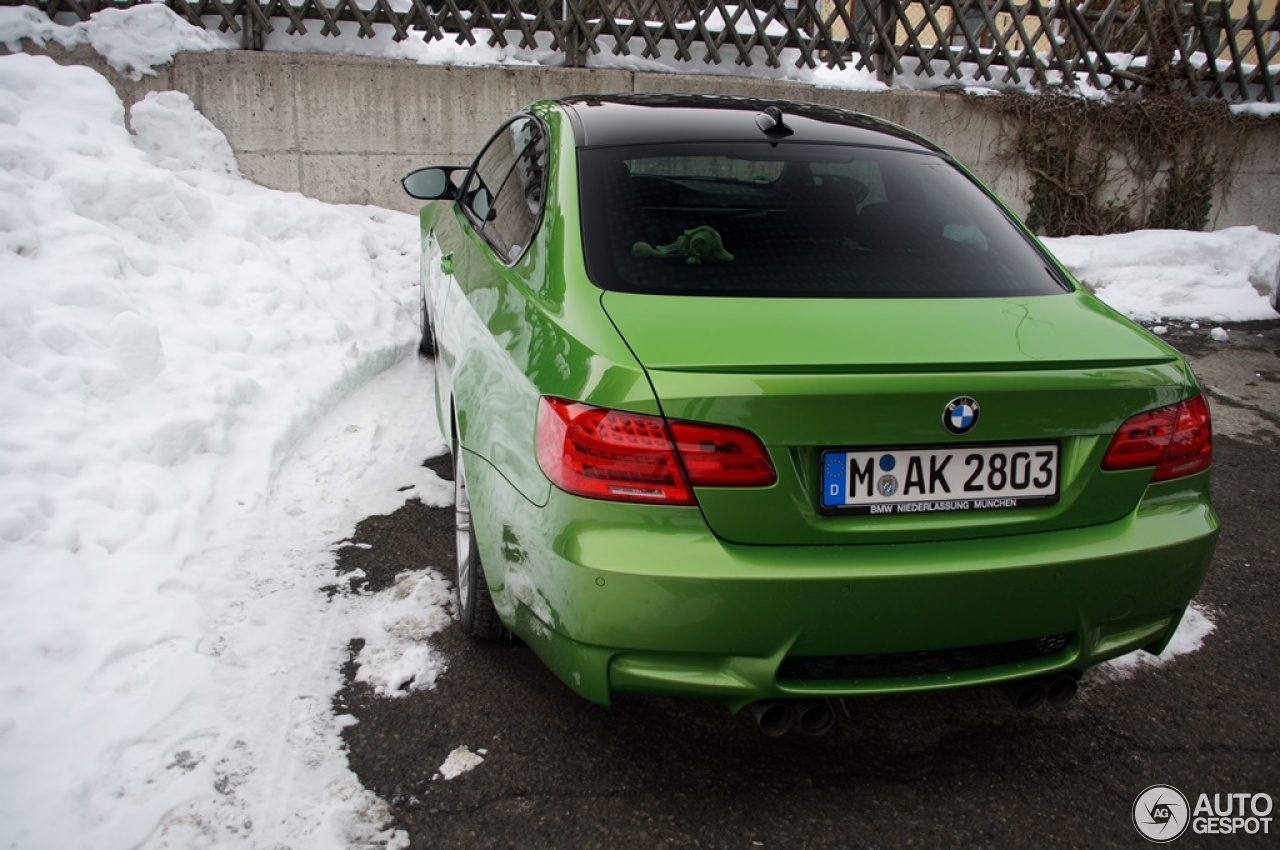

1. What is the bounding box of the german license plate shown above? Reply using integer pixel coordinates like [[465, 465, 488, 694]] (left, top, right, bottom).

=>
[[821, 443, 1060, 515]]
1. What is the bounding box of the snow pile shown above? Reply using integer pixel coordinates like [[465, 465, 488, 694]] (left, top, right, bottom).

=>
[[132, 89, 242, 174], [0, 4, 237, 79], [0, 52, 453, 849], [1044, 227, 1280, 323], [351, 570, 455, 697]]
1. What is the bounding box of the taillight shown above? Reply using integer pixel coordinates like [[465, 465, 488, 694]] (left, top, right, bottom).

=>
[[1102, 395, 1212, 481], [668, 420, 778, 487], [535, 397, 776, 504]]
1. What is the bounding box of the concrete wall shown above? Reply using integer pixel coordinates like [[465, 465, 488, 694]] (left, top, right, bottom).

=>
[[10, 44, 1280, 231]]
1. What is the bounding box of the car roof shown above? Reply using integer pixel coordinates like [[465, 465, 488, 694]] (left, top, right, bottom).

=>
[[551, 93, 944, 155]]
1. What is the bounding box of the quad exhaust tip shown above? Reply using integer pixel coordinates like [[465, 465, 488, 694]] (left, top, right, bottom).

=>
[[745, 699, 836, 737], [745, 675, 1079, 736], [797, 700, 836, 736], [1008, 673, 1081, 711], [745, 700, 794, 737]]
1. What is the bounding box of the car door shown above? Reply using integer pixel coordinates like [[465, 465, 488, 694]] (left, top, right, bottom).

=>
[[435, 114, 551, 504]]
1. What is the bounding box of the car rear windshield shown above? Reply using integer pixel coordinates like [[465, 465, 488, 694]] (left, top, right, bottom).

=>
[[578, 143, 1069, 298]]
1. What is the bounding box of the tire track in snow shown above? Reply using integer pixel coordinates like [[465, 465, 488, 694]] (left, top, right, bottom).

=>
[[137, 355, 451, 849]]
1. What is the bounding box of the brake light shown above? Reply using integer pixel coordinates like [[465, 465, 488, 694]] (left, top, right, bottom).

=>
[[535, 397, 776, 504], [1102, 395, 1212, 481]]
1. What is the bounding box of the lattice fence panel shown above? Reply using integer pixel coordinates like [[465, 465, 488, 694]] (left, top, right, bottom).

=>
[[9, 0, 1279, 100]]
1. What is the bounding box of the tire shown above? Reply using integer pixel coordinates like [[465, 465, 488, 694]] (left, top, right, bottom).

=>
[[452, 425, 505, 639], [418, 284, 436, 357]]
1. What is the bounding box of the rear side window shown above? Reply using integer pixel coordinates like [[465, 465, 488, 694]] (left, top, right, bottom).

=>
[[578, 143, 1067, 298], [462, 116, 548, 263]]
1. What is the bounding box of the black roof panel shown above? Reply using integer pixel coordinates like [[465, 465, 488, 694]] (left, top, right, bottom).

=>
[[553, 93, 942, 155]]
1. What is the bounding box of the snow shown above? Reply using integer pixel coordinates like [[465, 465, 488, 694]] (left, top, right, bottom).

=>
[[351, 569, 454, 697], [435, 745, 485, 781], [0, 51, 451, 849], [1043, 227, 1280, 323], [0, 4, 237, 80], [0, 18, 1274, 850], [1094, 603, 1218, 680], [0, 3, 558, 73], [1232, 101, 1280, 117]]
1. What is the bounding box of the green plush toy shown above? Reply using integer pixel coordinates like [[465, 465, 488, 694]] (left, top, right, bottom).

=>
[[632, 225, 734, 265]]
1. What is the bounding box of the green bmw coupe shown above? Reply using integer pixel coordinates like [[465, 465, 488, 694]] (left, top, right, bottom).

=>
[[403, 94, 1217, 734]]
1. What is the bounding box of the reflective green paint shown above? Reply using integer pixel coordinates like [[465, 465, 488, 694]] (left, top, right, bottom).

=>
[[426, 106, 655, 507], [601, 292, 1197, 544], [465, 452, 1215, 709], [413, 99, 1219, 710], [601, 290, 1184, 373]]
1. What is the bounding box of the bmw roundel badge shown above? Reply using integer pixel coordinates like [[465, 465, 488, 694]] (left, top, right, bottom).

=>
[[944, 397, 980, 435]]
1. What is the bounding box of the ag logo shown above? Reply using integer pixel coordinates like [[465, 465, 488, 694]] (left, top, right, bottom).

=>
[[1133, 784, 1190, 843], [943, 396, 979, 435]]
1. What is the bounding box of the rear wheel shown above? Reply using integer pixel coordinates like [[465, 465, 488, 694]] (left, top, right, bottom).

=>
[[452, 425, 505, 638]]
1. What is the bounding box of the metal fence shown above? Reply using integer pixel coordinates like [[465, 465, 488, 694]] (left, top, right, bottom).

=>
[[13, 0, 1280, 101]]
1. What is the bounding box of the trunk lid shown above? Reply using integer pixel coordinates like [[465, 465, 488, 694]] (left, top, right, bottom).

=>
[[601, 291, 1194, 545]]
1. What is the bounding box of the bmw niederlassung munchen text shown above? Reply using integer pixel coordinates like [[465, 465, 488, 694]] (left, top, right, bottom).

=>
[[402, 94, 1218, 736]]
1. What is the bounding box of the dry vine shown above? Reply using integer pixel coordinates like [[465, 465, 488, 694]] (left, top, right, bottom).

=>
[[982, 2, 1254, 237], [991, 90, 1249, 237]]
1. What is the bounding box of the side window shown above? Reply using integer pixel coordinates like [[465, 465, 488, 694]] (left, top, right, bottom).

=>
[[461, 116, 547, 263]]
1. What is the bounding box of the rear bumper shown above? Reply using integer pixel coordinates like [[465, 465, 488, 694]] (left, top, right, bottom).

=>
[[468, 457, 1218, 708]]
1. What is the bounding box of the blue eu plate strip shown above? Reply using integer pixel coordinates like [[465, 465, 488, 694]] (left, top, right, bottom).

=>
[[822, 452, 846, 507]]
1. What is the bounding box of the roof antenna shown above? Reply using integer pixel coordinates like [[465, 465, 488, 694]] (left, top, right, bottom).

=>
[[755, 106, 793, 139]]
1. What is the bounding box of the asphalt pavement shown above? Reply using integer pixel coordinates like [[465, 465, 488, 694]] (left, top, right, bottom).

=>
[[336, 320, 1279, 850]]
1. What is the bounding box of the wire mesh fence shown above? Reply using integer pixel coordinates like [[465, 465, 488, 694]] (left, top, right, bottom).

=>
[[11, 0, 1280, 101]]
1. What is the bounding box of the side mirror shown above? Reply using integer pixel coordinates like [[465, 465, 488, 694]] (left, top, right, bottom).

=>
[[402, 166, 462, 200]]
